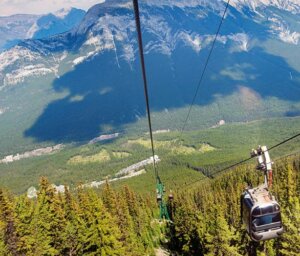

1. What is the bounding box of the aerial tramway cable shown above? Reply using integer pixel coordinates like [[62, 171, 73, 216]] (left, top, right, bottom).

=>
[[179, 0, 231, 138], [182, 132, 300, 187], [132, 0, 170, 220], [132, 0, 298, 241], [132, 0, 158, 179], [166, 0, 231, 185]]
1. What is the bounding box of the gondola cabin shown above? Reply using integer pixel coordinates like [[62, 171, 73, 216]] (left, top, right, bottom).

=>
[[241, 185, 284, 241]]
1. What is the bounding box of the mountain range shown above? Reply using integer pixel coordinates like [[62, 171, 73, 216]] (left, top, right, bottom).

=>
[[0, 0, 299, 156], [0, 8, 86, 51]]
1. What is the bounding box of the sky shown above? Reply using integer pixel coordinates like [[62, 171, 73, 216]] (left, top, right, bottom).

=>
[[0, 0, 105, 16]]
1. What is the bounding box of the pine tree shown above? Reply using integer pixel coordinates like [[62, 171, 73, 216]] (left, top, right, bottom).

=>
[[0, 218, 8, 255], [170, 194, 204, 255], [26, 177, 66, 255], [102, 181, 118, 215], [103, 184, 157, 255], [116, 192, 145, 255], [122, 185, 155, 254], [205, 204, 241, 256], [14, 194, 35, 255], [62, 186, 83, 255], [279, 197, 300, 255], [78, 188, 124, 255], [0, 189, 18, 256]]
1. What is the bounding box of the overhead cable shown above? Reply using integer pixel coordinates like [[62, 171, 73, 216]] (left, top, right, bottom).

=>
[[182, 132, 300, 187], [179, 0, 231, 137], [133, 0, 158, 178]]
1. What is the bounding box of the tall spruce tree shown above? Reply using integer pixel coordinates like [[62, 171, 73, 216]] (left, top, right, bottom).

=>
[[14, 195, 35, 255], [102, 183, 145, 255], [205, 204, 241, 256], [78, 188, 124, 255], [0, 189, 18, 256], [279, 197, 300, 255], [62, 186, 83, 255]]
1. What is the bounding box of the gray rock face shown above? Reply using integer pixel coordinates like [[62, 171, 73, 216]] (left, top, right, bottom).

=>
[[27, 186, 37, 198], [0, 14, 39, 52], [1, 0, 300, 87], [27, 184, 66, 199], [0, 0, 299, 149], [0, 8, 85, 52]]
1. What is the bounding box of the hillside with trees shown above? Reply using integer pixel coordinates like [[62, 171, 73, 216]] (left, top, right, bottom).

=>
[[0, 154, 299, 255]]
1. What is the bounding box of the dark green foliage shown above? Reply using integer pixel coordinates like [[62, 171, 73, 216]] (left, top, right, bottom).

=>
[[0, 189, 18, 255], [0, 177, 158, 255], [169, 194, 204, 255], [1, 116, 300, 195], [0, 155, 300, 255], [166, 154, 300, 255]]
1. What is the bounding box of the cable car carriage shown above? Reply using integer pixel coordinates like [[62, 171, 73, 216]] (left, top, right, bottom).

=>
[[241, 185, 284, 241], [241, 145, 284, 241]]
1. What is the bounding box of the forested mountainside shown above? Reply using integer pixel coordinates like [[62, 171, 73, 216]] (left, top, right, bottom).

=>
[[0, 1, 299, 254], [168, 154, 300, 256], [1, 0, 300, 155], [0, 154, 299, 255]]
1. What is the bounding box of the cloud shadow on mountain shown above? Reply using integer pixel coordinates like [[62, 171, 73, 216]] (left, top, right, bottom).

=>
[[24, 5, 300, 143], [23, 41, 300, 144]]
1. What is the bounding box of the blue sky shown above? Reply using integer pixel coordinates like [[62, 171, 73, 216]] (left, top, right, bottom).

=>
[[0, 0, 105, 16]]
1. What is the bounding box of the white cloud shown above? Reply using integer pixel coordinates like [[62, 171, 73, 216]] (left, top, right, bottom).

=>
[[0, 0, 105, 16]]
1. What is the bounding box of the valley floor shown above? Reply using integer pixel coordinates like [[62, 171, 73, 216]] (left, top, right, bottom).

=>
[[1, 116, 300, 195]]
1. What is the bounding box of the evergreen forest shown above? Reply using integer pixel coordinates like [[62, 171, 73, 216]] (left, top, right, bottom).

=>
[[0, 154, 299, 255]]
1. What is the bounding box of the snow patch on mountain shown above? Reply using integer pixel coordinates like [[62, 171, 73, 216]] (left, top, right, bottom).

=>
[[230, 0, 300, 13], [4, 65, 55, 86], [72, 34, 114, 67], [84, 14, 136, 63], [80, 7, 251, 60], [181, 33, 228, 53], [279, 30, 300, 45], [26, 22, 39, 38], [54, 8, 73, 19], [143, 13, 238, 56], [144, 15, 177, 55], [121, 44, 135, 63], [0, 46, 64, 87], [72, 50, 101, 66], [100, 87, 113, 95], [0, 46, 41, 72], [180, 32, 202, 53], [73, 11, 136, 67], [84, 35, 102, 46], [145, 0, 300, 14], [1, 0, 300, 88], [182, 34, 202, 52], [73, 56, 87, 66], [143, 16, 213, 55], [0, 8, 85, 52], [146, 0, 225, 11], [58, 51, 68, 62], [228, 33, 250, 51], [269, 17, 300, 45]]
